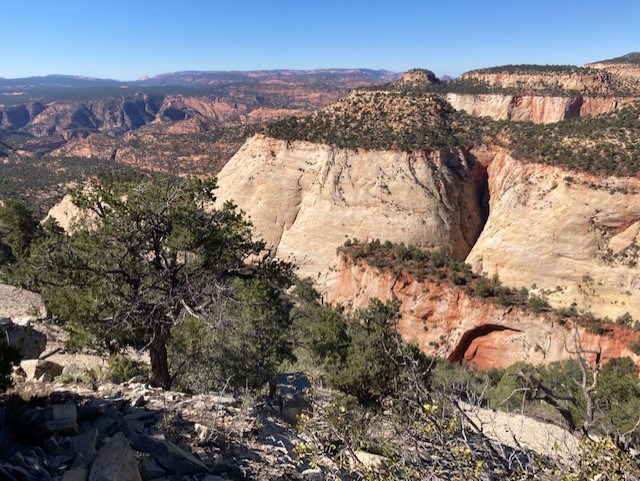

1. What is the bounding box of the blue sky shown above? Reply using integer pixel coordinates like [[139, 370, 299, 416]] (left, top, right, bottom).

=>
[[1, 0, 638, 80]]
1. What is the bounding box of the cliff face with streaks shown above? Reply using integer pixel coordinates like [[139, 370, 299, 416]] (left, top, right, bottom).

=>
[[215, 133, 640, 321], [461, 70, 613, 94], [446, 93, 628, 123], [325, 256, 640, 369], [466, 148, 640, 320], [214, 134, 486, 279]]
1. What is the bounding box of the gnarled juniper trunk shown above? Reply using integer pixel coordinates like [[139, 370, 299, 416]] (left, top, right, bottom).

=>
[[149, 330, 171, 389]]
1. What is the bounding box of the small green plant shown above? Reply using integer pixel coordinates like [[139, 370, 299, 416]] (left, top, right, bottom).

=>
[[107, 355, 149, 384]]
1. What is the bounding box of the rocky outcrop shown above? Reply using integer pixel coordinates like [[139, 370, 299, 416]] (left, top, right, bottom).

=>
[[0, 284, 47, 324], [326, 257, 639, 369], [45, 194, 94, 232], [215, 134, 486, 278], [462, 70, 613, 95], [466, 149, 640, 320], [446, 93, 628, 123], [0, 318, 47, 360], [588, 62, 640, 80], [0, 381, 328, 481]]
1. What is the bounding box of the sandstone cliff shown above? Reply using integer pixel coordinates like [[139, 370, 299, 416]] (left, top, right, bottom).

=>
[[588, 62, 640, 80], [446, 93, 628, 123], [215, 134, 486, 278], [466, 148, 640, 320], [215, 132, 640, 321], [326, 256, 639, 370], [461, 69, 614, 95]]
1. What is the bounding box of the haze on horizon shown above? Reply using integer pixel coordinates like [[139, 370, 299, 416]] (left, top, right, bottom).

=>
[[1, 0, 639, 80]]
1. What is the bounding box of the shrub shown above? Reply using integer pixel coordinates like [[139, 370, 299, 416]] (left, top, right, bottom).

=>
[[169, 277, 294, 394], [329, 299, 405, 405], [615, 312, 634, 326], [107, 355, 149, 384]]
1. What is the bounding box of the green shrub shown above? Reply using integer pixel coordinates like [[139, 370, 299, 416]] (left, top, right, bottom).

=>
[[329, 299, 404, 405], [169, 277, 294, 394], [107, 355, 149, 384]]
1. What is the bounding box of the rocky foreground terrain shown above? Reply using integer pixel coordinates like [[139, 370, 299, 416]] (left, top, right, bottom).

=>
[[0, 290, 589, 480]]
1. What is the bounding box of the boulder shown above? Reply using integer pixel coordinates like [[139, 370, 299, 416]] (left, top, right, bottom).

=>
[[43, 404, 78, 436], [0, 284, 47, 324], [0, 318, 47, 360], [88, 432, 141, 481], [354, 450, 388, 470], [269, 372, 312, 423], [20, 359, 63, 381], [62, 467, 89, 481], [124, 428, 208, 475], [301, 468, 325, 480], [71, 428, 98, 463]]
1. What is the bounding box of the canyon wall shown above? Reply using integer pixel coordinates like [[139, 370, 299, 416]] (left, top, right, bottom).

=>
[[587, 62, 640, 80], [462, 71, 613, 94], [466, 148, 640, 320], [326, 257, 639, 369], [0, 95, 251, 137], [446, 93, 627, 123], [214, 134, 486, 278], [215, 134, 640, 321]]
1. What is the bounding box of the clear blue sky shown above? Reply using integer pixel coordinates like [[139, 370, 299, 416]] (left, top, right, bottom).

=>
[[1, 0, 638, 80]]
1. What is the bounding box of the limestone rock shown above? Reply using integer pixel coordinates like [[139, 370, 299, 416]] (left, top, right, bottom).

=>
[[88, 432, 141, 481], [0, 318, 47, 359], [71, 428, 98, 463], [62, 467, 89, 481], [43, 404, 78, 436], [124, 428, 208, 475], [354, 450, 388, 469]]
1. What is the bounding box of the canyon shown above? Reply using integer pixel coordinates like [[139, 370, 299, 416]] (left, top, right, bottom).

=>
[[214, 133, 640, 335], [211, 59, 640, 368], [24, 55, 640, 369]]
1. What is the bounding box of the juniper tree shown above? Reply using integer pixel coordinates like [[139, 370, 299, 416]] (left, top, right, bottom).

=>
[[14, 176, 293, 388]]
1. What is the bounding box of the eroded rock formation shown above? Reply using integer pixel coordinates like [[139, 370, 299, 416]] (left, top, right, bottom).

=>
[[467, 148, 640, 319], [446, 93, 628, 123], [215, 134, 486, 278], [325, 256, 639, 369], [215, 132, 640, 322]]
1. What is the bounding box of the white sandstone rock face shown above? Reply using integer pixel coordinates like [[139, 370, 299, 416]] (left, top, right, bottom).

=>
[[215, 134, 486, 279], [466, 149, 640, 319], [45, 193, 94, 232], [446, 93, 627, 123]]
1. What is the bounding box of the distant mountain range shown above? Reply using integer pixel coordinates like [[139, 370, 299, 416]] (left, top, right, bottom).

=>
[[0, 69, 401, 105]]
